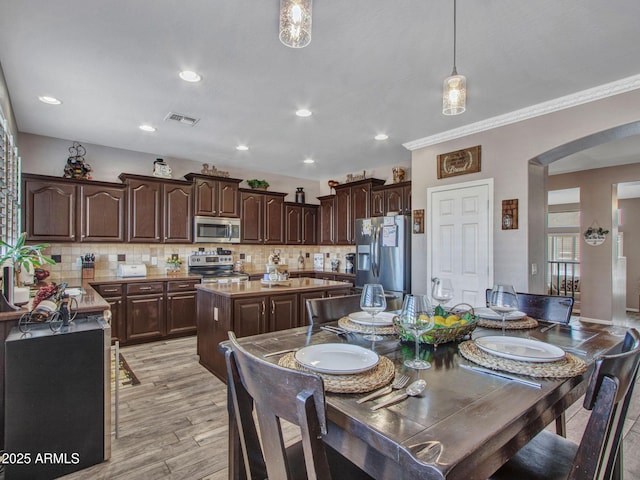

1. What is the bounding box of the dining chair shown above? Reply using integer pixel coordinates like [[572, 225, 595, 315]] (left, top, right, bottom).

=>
[[484, 289, 574, 324], [489, 328, 640, 480], [305, 294, 363, 325], [225, 331, 373, 480]]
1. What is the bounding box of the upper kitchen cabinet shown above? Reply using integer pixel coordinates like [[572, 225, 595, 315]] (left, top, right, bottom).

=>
[[119, 174, 192, 243], [284, 203, 318, 245], [371, 181, 411, 217], [317, 195, 335, 245], [240, 189, 286, 244], [184, 173, 242, 218], [23, 174, 125, 243], [333, 178, 385, 245]]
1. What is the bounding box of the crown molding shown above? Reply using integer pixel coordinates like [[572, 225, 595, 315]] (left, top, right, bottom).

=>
[[403, 74, 640, 151]]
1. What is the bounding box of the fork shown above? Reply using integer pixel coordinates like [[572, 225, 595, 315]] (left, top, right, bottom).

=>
[[320, 325, 349, 336], [357, 374, 410, 404]]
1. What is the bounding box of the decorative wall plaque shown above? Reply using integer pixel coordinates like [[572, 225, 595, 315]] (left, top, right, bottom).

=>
[[501, 199, 519, 230], [412, 209, 424, 234], [437, 145, 481, 179]]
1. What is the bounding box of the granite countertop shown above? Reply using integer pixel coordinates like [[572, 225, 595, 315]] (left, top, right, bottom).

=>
[[86, 273, 201, 285], [241, 266, 355, 277], [196, 277, 352, 298]]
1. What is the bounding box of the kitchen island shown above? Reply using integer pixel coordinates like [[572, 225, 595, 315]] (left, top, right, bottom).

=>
[[196, 277, 353, 380]]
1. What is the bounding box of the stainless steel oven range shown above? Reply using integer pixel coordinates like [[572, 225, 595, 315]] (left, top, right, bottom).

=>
[[187, 252, 249, 284]]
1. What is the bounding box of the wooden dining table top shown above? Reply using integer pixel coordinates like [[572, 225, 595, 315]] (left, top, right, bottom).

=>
[[223, 320, 627, 480]]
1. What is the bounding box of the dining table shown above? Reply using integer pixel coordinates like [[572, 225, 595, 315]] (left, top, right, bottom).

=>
[[219, 317, 627, 480]]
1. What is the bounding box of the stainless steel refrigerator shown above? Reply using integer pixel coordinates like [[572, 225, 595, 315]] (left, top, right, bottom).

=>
[[355, 215, 411, 300]]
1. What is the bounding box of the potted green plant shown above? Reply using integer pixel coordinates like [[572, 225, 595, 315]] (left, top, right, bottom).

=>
[[247, 179, 270, 190], [0, 232, 56, 308]]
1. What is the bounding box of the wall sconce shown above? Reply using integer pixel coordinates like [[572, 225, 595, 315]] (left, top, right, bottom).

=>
[[279, 0, 312, 48]]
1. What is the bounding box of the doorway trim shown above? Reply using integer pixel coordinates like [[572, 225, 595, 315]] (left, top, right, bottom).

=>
[[426, 178, 494, 301]]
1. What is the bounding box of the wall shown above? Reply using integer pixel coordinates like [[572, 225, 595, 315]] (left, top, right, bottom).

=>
[[0, 62, 18, 137], [411, 88, 640, 321], [619, 197, 640, 311]]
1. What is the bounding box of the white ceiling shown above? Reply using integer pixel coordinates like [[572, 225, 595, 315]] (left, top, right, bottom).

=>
[[1, 1, 640, 179]]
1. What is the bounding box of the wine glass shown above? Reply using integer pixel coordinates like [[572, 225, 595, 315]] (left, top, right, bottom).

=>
[[488, 284, 519, 335], [399, 294, 435, 369], [360, 284, 387, 342], [431, 277, 454, 306]]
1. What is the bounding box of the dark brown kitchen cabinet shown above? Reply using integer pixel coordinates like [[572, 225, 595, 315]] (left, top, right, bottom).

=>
[[371, 181, 412, 217], [79, 183, 126, 242], [233, 293, 298, 335], [119, 174, 192, 243], [332, 178, 385, 245], [318, 195, 335, 245], [93, 283, 125, 344], [184, 173, 242, 218], [240, 189, 286, 244], [268, 294, 298, 331], [166, 281, 198, 336], [285, 203, 318, 245], [125, 282, 165, 343], [299, 290, 325, 325], [23, 176, 77, 242]]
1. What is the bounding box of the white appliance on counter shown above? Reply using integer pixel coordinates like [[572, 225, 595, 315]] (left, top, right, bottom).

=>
[[117, 264, 147, 278]]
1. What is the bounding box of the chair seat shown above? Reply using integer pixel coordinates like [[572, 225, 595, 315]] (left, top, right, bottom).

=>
[[489, 429, 578, 480], [286, 440, 374, 479]]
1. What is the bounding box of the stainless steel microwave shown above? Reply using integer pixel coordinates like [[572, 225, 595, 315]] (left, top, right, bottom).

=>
[[194, 216, 241, 243]]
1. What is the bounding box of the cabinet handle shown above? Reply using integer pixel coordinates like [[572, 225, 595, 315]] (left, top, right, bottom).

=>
[[104, 288, 118, 293], [261, 301, 266, 316], [139, 286, 152, 291], [271, 300, 275, 315], [177, 284, 189, 288]]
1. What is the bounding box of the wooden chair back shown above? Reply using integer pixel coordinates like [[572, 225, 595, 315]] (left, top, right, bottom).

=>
[[571, 328, 640, 480], [306, 294, 362, 325], [485, 289, 574, 324], [225, 331, 332, 480]]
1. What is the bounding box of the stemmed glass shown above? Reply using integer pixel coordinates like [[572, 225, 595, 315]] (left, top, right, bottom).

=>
[[431, 277, 454, 306], [399, 294, 435, 370], [360, 284, 387, 342], [488, 284, 519, 335]]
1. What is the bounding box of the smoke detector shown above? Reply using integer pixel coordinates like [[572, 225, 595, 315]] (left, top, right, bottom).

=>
[[164, 112, 200, 126]]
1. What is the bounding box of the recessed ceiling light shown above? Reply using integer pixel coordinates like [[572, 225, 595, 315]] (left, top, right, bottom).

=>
[[374, 133, 389, 140], [38, 95, 62, 105], [303, 158, 315, 164], [139, 124, 156, 132], [236, 145, 249, 151], [296, 109, 312, 117], [179, 70, 202, 82]]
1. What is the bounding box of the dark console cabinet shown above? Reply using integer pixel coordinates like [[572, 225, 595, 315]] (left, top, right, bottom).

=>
[[4, 317, 111, 479]]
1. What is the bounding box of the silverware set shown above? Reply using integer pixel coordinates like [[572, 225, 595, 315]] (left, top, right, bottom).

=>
[[320, 325, 350, 335], [357, 374, 410, 404]]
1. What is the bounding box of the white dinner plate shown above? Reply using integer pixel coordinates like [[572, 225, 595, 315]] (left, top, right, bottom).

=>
[[474, 336, 566, 363], [294, 344, 380, 374], [347, 311, 396, 326], [474, 307, 527, 321]]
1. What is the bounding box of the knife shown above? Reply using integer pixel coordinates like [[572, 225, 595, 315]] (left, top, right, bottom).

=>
[[263, 347, 300, 358], [460, 364, 542, 388], [356, 385, 392, 404], [370, 392, 408, 411]]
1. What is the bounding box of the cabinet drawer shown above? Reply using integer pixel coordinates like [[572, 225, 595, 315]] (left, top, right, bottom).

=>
[[126, 282, 164, 295], [94, 284, 124, 297], [167, 280, 200, 292]]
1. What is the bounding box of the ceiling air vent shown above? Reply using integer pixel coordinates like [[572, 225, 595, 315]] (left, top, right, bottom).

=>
[[164, 112, 200, 126]]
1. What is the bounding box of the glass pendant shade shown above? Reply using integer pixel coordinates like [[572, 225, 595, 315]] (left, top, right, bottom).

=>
[[442, 72, 466, 115], [279, 0, 312, 48]]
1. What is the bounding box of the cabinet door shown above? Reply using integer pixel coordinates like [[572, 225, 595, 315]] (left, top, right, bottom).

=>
[[403, 184, 412, 215], [24, 180, 76, 242], [285, 204, 302, 244], [240, 192, 263, 243], [371, 190, 385, 217], [128, 180, 161, 242], [302, 206, 317, 245], [318, 197, 335, 245], [299, 291, 325, 326], [233, 296, 267, 336], [268, 294, 298, 331], [351, 184, 371, 241], [80, 184, 125, 242], [327, 288, 353, 297], [264, 194, 284, 244], [384, 185, 404, 215], [105, 297, 124, 344], [218, 180, 240, 217], [126, 293, 165, 342], [166, 290, 197, 336], [334, 188, 351, 245], [193, 177, 218, 216], [164, 183, 193, 243]]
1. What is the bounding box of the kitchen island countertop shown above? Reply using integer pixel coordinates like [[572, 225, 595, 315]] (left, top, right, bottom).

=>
[[196, 277, 351, 298]]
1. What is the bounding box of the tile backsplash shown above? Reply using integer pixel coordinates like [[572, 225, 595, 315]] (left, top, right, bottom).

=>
[[41, 243, 357, 283]]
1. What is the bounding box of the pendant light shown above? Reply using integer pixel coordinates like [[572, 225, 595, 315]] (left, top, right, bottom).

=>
[[279, 0, 312, 48], [443, 0, 466, 115]]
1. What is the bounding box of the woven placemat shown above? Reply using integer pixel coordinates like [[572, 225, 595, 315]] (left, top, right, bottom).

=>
[[278, 352, 395, 393], [458, 340, 587, 378], [338, 317, 396, 335], [477, 316, 539, 330]]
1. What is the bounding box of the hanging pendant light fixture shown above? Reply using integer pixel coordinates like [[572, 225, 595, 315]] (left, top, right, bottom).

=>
[[443, 0, 466, 115], [279, 0, 312, 48]]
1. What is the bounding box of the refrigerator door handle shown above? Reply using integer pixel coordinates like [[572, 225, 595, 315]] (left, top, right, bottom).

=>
[[373, 225, 381, 277]]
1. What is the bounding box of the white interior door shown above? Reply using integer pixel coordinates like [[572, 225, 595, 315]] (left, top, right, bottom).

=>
[[428, 180, 493, 307]]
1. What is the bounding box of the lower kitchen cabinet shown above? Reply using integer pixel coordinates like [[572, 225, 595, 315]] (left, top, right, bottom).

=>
[[126, 289, 165, 343], [166, 280, 198, 336], [299, 290, 325, 326]]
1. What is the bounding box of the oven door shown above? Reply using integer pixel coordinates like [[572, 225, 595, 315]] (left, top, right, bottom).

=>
[[194, 216, 241, 243]]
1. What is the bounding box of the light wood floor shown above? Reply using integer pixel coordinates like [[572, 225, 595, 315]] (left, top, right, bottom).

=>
[[60, 332, 640, 480]]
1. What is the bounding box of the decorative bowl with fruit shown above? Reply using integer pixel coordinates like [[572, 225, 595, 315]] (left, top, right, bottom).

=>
[[394, 304, 477, 345]]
